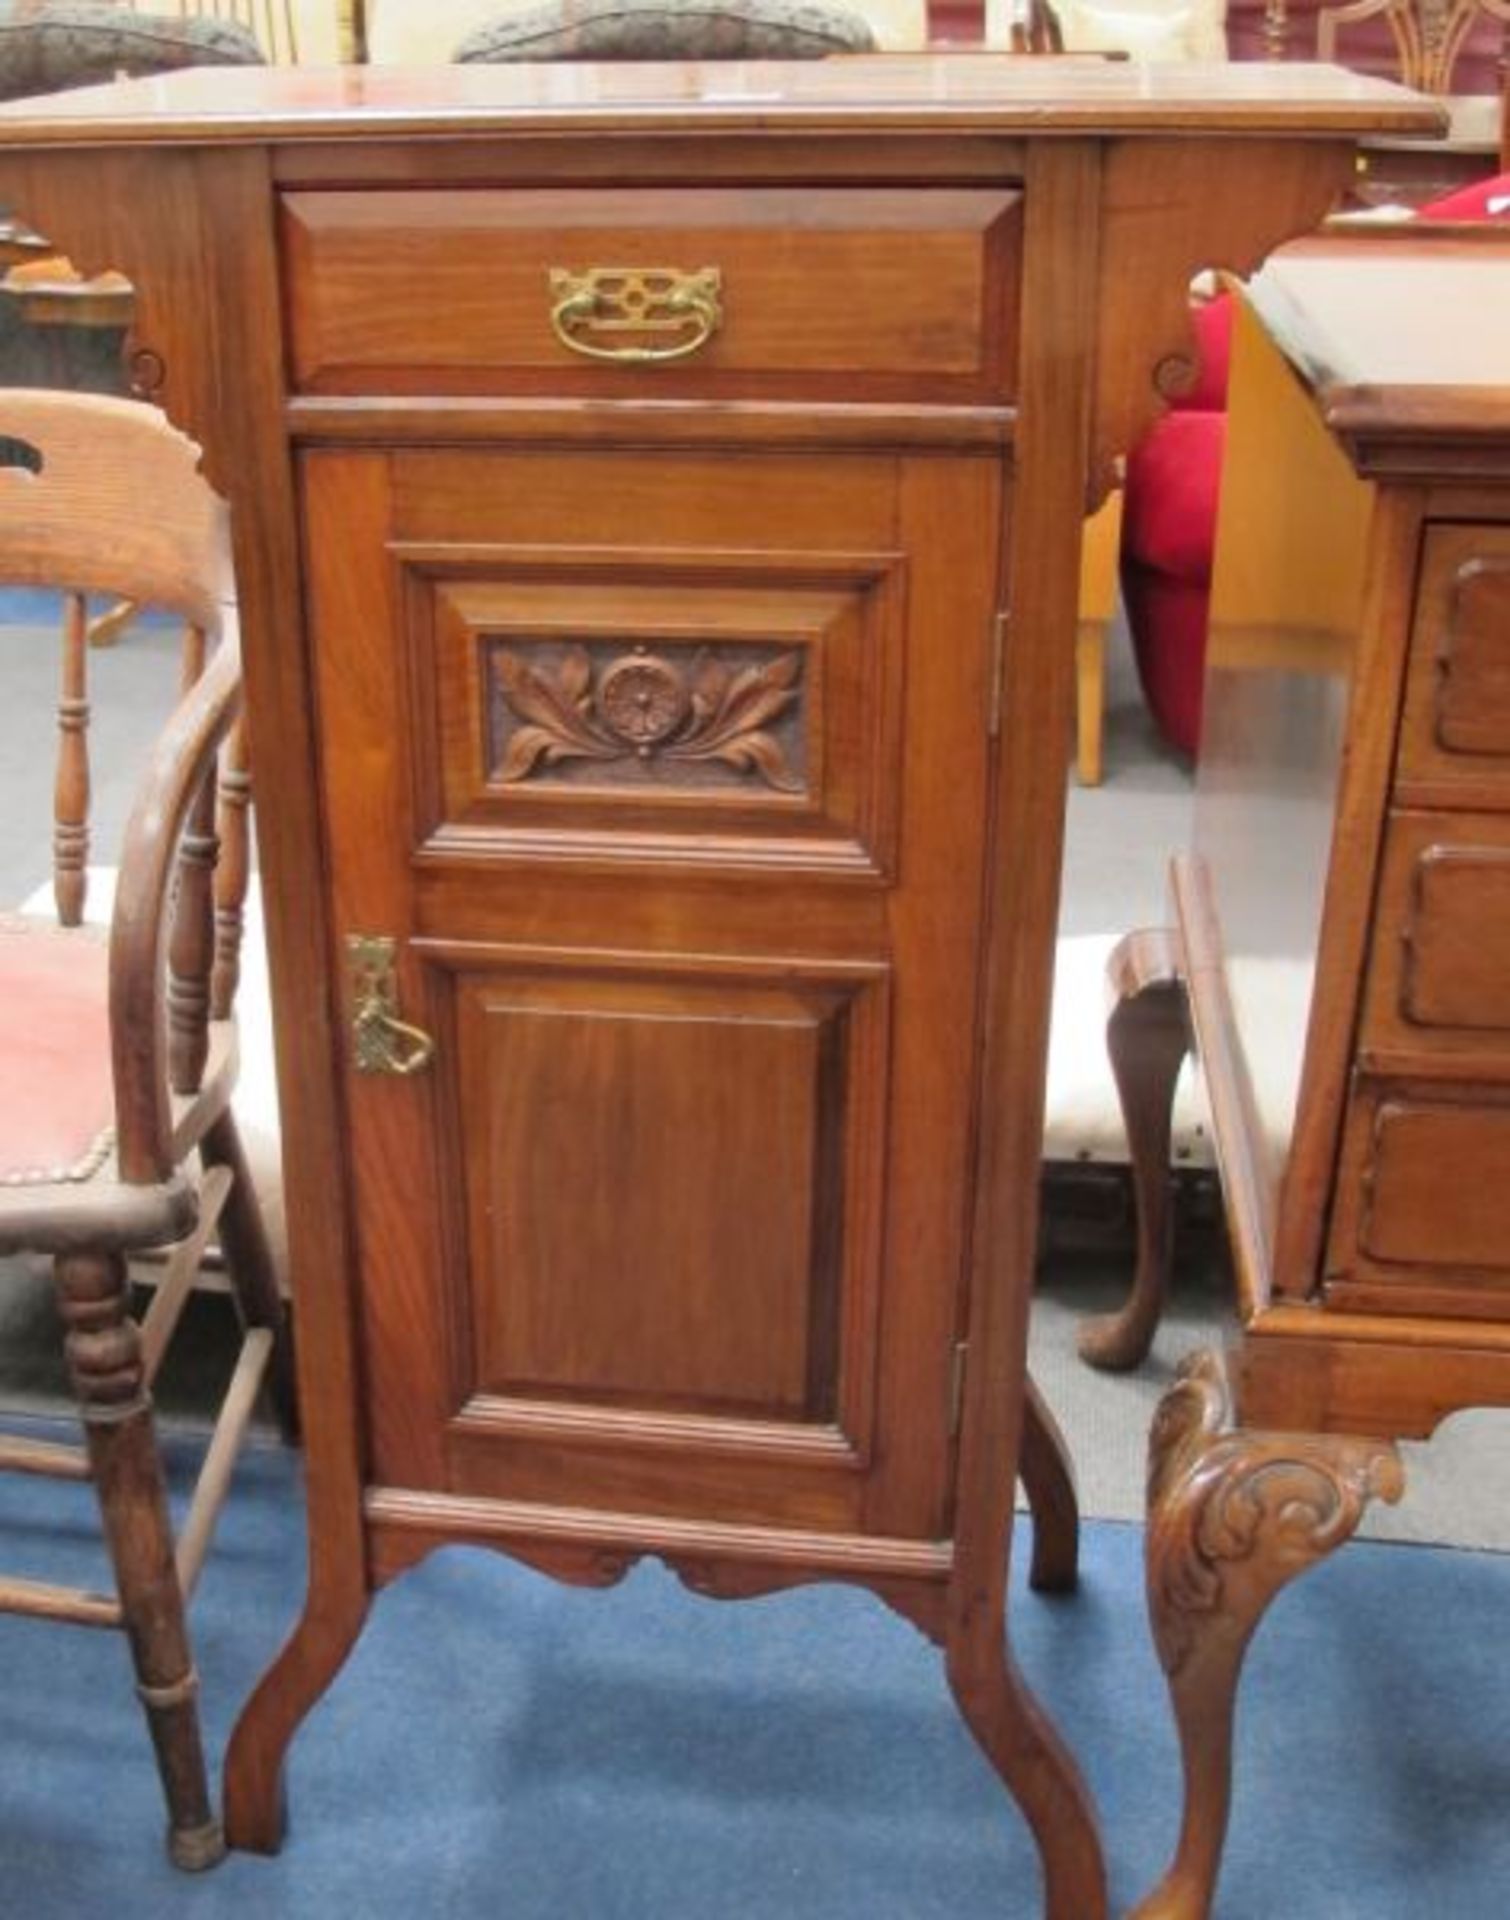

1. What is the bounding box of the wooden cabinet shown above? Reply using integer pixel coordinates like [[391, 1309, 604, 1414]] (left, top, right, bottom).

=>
[[1104, 230, 1510, 1919], [0, 57, 1437, 1917]]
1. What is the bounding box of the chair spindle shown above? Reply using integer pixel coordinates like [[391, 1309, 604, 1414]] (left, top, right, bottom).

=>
[[167, 626, 217, 1096], [53, 589, 90, 926], [210, 716, 251, 1022]]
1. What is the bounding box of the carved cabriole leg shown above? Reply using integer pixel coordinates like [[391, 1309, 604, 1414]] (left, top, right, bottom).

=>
[[53, 1250, 225, 1871], [1079, 927, 1191, 1372], [1019, 1376, 1080, 1594], [1133, 1349, 1404, 1920]]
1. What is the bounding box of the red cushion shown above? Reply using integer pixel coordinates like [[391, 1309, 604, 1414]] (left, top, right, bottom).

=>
[[1420, 173, 1510, 223], [0, 916, 113, 1186], [1122, 564, 1209, 759], [1167, 295, 1235, 414], [1121, 410, 1227, 584]]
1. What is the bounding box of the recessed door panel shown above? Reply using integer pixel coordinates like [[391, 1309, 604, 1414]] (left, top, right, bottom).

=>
[[445, 960, 887, 1448]]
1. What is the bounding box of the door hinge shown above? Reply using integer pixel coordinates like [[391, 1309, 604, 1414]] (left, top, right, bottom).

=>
[[988, 609, 1008, 739], [949, 1340, 969, 1436]]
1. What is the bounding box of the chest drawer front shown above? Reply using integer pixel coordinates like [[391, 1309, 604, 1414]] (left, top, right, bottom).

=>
[[1360, 809, 1510, 1076], [1327, 1083, 1510, 1318], [1398, 524, 1510, 806], [281, 186, 1021, 400]]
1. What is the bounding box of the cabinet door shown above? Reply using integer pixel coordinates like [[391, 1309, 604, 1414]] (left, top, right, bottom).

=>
[[305, 445, 1001, 1541]]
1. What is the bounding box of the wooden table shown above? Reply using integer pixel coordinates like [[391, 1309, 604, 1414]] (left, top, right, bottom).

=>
[[1102, 226, 1510, 1918], [0, 59, 1438, 1915]]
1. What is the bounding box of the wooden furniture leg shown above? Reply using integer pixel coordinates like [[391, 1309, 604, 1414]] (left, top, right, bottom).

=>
[[1079, 928, 1190, 1372], [54, 1250, 225, 1871], [947, 1624, 1108, 1919], [1133, 1349, 1404, 1920], [223, 1583, 370, 1854], [1019, 1376, 1080, 1593]]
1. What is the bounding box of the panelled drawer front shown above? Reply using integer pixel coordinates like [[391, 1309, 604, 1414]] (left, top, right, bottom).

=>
[[281, 186, 1021, 400], [1327, 1082, 1510, 1318], [1360, 808, 1510, 1076], [1398, 523, 1510, 805]]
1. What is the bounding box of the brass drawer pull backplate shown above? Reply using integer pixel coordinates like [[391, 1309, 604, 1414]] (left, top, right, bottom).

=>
[[548, 265, 723, 364]]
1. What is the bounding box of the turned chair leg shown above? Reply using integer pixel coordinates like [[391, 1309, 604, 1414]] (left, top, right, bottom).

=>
[[1132, 1349, 1404, 1920], [1079, 927, 1191, 1373], [200, 1108, 298, 1441], [54, 1250, 225, 1871], [1019, 1376, 1080, 1593]]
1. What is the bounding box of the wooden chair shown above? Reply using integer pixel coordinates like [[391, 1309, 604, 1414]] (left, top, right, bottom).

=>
[[0, 392, 292, 1870]]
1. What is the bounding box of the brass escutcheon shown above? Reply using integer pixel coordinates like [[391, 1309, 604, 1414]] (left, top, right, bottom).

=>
[[347, 935, 435, 1077], [548, 265, 722, 365]]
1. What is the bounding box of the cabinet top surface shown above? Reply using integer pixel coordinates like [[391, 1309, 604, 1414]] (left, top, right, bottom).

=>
[[0, 57, 1440, 145], [1251, 233, 1510, 445]]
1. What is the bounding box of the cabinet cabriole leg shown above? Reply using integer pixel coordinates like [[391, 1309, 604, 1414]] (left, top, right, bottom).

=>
[[1019, 1376, 1080, 1594], [947, 1617, 1108, 1920], [222, 1589, 369, 1853]]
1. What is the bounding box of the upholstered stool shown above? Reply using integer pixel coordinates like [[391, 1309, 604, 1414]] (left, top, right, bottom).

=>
[[453, 0, 878, 62], [0, 3, 264, 103]]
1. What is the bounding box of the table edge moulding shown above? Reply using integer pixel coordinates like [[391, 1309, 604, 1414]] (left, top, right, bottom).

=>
[[0, 59, 1440, 1920]]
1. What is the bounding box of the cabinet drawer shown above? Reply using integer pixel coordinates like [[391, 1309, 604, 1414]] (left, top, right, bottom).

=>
[[1360, 809, 1510, 1077], [1327, 1083, 1510, 1317], [1398, 524, 1510, 807], [281, 186, 1020, 400]]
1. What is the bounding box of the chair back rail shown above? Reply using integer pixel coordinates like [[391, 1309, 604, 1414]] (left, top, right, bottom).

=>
[[0, 392, 243, 1186], [0, 393, 232, 632]]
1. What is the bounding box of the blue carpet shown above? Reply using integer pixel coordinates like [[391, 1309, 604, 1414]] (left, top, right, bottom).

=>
[[0, 1430, 1506, 1919]]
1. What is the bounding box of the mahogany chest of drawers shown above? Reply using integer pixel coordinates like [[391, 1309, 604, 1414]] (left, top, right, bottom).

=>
[[1105, 228, 1510, 1918]]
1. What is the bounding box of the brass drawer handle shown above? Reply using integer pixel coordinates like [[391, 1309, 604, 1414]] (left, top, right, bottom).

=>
[[548, 265, 722, 365], [347, 935, 435, 1078]]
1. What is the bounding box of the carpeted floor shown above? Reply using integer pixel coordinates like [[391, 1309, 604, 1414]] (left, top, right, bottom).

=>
[[1, 1427, 1508, 1919]]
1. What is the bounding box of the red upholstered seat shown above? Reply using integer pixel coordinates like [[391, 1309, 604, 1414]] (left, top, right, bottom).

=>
[[1119, 296, 1233, 758], [0, 915, 113, 1188]]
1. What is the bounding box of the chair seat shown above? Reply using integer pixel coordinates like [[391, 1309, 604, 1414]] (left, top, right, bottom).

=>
[[0, 913, 113, 1188]]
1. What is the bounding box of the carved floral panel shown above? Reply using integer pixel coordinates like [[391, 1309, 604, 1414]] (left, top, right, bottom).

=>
[[484, 637, 809, 795]]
